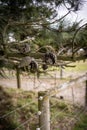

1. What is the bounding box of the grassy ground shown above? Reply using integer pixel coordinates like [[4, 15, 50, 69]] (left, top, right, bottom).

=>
[[74, 114, 87, 130], [65, 60, 87, 72], [0, 86, 38, 130], [0, 86, 87, 130], [0, 60, 87, 129], [48, 60, 87, 73], [50, 98, 87, 130]]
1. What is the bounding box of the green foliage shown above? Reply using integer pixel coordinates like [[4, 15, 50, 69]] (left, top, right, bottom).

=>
[[76, 27, 87, 47], [74, 114, 87, 130], [0, 0, 86, 77]]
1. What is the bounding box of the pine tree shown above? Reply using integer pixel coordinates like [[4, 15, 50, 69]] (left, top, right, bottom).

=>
[[0, 0, 86, 77]]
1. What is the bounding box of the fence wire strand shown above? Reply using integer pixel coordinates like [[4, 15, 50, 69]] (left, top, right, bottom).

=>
[[0, 98, 38, 119], [0, 73, 87, 130]]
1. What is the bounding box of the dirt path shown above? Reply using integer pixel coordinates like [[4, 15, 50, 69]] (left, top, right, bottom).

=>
[[0, 71, 85, 91]]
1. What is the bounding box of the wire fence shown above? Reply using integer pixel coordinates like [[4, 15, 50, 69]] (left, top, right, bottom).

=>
[[0, 101, 37, 119], [0, 73, 87, 130], [37, 73, 87, 130]]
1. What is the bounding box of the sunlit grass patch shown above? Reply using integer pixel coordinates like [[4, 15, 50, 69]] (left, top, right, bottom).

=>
[[65, 60, 87, 72]]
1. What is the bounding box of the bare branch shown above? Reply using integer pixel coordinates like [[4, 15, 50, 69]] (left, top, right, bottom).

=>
[[6, 11, 70, 28], [7, 51, 87, 62], [71, 22, 87, 57], [39, 11, 71, 26]]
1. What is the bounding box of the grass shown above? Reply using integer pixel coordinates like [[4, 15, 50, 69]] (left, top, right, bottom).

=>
[[74, 113, 87, 130], [65, 60, 87, 72], [48, 60, 87, 73], [50, 98, 87, 130], [0, 86, 38, 130], [0, 86, 87, 130]]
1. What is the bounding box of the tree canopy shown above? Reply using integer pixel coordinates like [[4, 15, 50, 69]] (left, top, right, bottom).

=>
[[0, 0, 87, 77]]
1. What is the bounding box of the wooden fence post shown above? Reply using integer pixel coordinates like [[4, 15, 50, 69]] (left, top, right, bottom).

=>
[[38, 91, 50, 130], [60, 65, 63, 79], [71, 86, 75, 105], [16, 68, 21, 89]]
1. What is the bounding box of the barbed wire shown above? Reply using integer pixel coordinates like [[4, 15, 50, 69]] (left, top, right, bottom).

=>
[[34, 78, 47, 90], [67, 107, 86, 125], [69, 107, 87, 128], [37, 100, 76, 129], [60, 107, 87, 129], [0, 73, 86, 130], [51, 96, 82, 108], [51, 107, 68, 122], [53, 106, 86, 129], [40, 107, 87, 129], [36, 73, 87, 130], [33, 73, 57, 90], [43, 73, 87, 99], [52, 106, 86, 130], [14, 118, 30, 130], [14, 108, 40, 130], [38, 106, 71, 129]]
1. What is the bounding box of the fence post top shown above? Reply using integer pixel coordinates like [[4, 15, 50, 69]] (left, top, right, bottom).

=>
[[36, 128, 40, 130], [38, 91, 48, 96]]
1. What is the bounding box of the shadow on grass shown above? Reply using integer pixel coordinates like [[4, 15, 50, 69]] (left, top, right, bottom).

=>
[[0, 86, 38, 130], [0, 86, 18, 130]]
